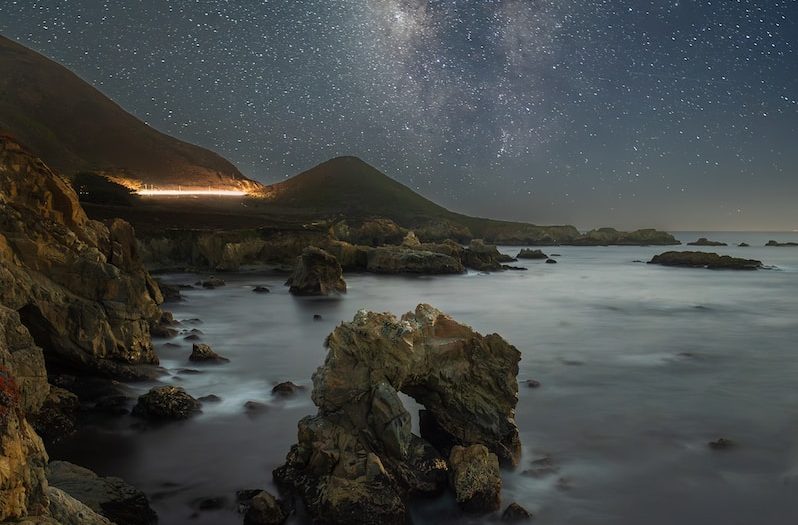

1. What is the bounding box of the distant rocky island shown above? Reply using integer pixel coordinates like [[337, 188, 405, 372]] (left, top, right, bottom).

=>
[[649, 251, 763, 270]]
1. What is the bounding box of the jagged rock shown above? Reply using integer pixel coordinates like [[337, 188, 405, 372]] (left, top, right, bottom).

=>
[[516, 249, 548, 260], [688, 237, 727, 247], [502, 502, 533, 522], [48, 461, 157, 525], [0, 136, 162, 378], [286, 247, 347, 296], [449, 445, 502, 513], [243, 490, 288, 525], [132, 386, 201, 420], [272, 382, 303, 397], [649, 251, 762, 270], [274, 305, 520, 524], [189, 343, 230, 364], [464, 240, 508, 272], [366, 246, 465, 274], [29, 385, 79, 444], [47, 486, 113, 525]]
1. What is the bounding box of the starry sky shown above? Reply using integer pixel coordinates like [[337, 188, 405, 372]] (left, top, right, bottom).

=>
[[1, 0, 796, 230]]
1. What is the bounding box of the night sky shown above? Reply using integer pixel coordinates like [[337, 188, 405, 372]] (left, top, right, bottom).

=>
[[1, 1, 796, 230]]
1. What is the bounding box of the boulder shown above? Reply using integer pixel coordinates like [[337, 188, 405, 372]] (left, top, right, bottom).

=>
[[243, 490, 288, 525], [545, 259, 558, 264], [649, 251, 762, 270], [516, 249, 548, 260], [463, 240, 508, 272], [274, 305, 521, 524], [286, 247, 347, 296], [272, 381, 303, 397], [687, 237, 727, 247], [253, 286, 271, 294], [502, 502, 533, 522], [0, 136, 162, 378], [189, 343, 230, 364], [47, 461, 157, 525], [449, 445, 502, 513], [132, 386, 201, 420]]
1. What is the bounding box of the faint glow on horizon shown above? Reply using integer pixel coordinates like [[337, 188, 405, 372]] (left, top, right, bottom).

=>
[[136, 189, 248, 197]]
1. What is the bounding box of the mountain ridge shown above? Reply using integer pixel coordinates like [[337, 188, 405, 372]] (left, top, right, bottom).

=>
[[0, 34, 260, 192]]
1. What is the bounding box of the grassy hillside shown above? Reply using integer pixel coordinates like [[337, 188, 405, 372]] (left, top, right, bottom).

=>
[[0, 35, 260, 192]]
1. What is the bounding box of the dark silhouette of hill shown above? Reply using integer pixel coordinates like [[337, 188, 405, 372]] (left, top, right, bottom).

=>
[[0, 35, 259, 191]]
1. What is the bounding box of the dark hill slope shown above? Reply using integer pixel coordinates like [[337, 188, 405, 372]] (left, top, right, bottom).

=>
[[0, 35, 259, 192], [260, 156, 581, 243]]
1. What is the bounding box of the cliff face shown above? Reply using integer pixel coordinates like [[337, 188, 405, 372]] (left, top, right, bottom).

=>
[[0, 134, 162, 378]]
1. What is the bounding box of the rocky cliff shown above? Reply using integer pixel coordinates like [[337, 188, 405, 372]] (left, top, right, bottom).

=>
[[0, 134, 163, 379]]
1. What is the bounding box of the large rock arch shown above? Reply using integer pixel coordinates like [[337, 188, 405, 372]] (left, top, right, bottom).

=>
[[275, 304, 521, 524]]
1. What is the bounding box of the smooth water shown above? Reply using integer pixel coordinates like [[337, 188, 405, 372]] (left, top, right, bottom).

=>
[[51, 232, 798, 524]]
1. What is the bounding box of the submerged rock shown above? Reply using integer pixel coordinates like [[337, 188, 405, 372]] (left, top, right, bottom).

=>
[[649, 251, 762, 270], [545, 258, 558, 264], [708, 437, 735, 450], [286, 246, 347, 296], [200, 276, 226, 289], [516, 249, 548, 260], [189, 343, 230, 364], [253, 286, 271, 294], [48, 461, 157, 525], [449, 445, 502, 513], [274, 305, 521, 524], [272, 381, 303, 397], [687, 237, 727, 247], [132, 386, 201, 420]]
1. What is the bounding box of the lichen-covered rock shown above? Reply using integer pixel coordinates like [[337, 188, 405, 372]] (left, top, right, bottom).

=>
[[0, 136, 162, 378], [47, 461, 157, 525], [649, 251, 763, 270], [449, 445, 502, 513], [286, 247, 346, 296], [274, 305, 521, 524], [29, 386, 80, 445], [132, 386, 201, 420]]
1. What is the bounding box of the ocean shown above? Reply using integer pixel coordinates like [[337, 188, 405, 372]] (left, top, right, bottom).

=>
[[51, 232, 798, 524]]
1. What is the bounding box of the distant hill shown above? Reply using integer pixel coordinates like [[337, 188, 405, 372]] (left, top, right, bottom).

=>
[[0, 35, 260, 192], [259, 156, 581, 243]]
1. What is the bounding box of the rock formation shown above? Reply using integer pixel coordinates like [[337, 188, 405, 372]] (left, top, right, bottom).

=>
[[366, 246, 465, 274], [649, 251, 763, 270], [516, 249, 548, 260], [766, 240, 798, 247], [132, 386, 201, 420], [449, 445, 502, 513], [0, 135, 163, 379], [274, 305, 521, 524], [687, 237, 728, 247], [286, 247, 347, 296]]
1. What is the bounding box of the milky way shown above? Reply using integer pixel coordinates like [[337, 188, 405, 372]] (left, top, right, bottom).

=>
[[1, 0, 796, 228]]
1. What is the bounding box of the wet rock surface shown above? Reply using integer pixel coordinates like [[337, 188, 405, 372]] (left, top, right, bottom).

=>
[[274, 304, 520, 524]]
